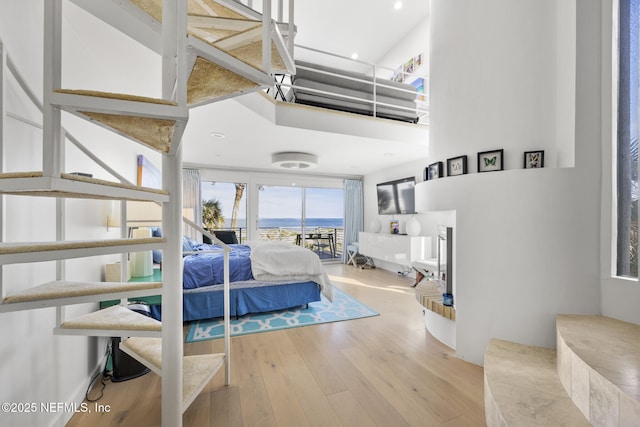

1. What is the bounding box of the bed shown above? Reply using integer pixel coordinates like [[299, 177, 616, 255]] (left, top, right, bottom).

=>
[[149, 240, 333, 321]]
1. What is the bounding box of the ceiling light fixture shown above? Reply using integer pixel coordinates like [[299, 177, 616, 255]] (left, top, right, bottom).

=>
[[351, 52, 359, 60], [272, 152, 318, 169], [394, 1, 403, 10], [210, 132, 225, 138]]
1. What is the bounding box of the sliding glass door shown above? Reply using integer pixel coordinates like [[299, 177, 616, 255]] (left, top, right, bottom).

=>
[[257, 185, 344, 261], [257, 185, 303, 242]]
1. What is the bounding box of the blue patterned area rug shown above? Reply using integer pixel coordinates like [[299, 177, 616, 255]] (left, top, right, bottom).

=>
[[186, 287, 378, 343]]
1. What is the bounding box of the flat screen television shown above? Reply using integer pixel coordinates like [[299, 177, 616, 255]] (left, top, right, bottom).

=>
[[377, 177, 416, 215]]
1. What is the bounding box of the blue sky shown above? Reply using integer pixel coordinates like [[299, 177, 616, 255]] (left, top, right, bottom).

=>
[[201, 182, 343, 219]]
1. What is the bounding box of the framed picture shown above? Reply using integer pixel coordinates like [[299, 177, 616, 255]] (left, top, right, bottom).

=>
[[477, 149, 504, 173], [137, 154, 162, 189], [446, 155, 468, 177], [524, 150, 544, 169], [427, 161, 443, 180], [390, 220, 400, 234]]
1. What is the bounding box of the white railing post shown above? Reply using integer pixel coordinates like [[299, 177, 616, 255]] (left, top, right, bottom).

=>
[[43, 0, 63, 178], [288, 0, 294, 58], [372, 64, 377, 118], [277, 0, 283, 22], [161, 0, 186, 424], [262, 0, 272, 74]]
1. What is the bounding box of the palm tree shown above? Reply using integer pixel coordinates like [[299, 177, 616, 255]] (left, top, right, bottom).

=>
[[231, 183, 245, 229], [202, 199, 224, 229]]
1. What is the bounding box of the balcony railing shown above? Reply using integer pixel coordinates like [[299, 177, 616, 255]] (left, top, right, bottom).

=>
[[205, 226, 344, 260]]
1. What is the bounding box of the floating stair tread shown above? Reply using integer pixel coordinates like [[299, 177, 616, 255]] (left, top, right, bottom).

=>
[[484, 339, 590, 426], [120, 337, 225, 411], [54, 90, 181, 154], [60, 305, 162, 331], [2, 280, 161, 304], [0, 171, 168, 201], [187, 56, 260, 106], [0, 237, 164, 256], [55, 89, 176, 106], [130, 0, 247, 23], [207, 28, 286, 72], [188, 15, 261, 44], [557, 314, 640, 402]]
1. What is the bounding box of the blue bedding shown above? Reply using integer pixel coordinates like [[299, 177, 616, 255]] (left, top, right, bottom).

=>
[[183, 243, 253, 289], [149, 242, 323, 321]]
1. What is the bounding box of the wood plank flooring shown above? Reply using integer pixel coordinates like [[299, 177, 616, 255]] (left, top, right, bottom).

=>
[[66, 264, 485, 426]]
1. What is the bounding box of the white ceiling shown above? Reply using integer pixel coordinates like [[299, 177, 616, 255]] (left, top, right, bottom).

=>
[[181, 0, 430, 177]]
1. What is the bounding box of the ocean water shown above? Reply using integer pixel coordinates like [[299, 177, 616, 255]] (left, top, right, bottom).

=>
[[222, 218, 344, 229]]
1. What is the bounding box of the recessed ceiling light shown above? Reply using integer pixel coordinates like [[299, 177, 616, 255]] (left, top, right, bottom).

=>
[[351, 52, 359, 60], [210, 132, 225, 138], [394, 1, 403, 10]]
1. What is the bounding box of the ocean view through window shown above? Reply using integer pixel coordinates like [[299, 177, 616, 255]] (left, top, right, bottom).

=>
[[201, 181, 344, 259], [258, 185, 344, 260]]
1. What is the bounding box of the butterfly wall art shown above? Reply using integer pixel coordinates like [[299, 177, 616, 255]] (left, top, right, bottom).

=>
[[477, 149, 504, 173], [524, 150, 544, 168]]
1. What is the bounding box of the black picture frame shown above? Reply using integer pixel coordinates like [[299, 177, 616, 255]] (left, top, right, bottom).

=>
[[427, 161, 443, 180], [477, 149, 504, 173], [524, 150, 544, 169], [446, 155, 468, 177]]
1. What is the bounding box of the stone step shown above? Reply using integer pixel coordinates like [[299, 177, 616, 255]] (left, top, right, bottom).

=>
[[120, 337, 225, 412], [557, 314, 640, 425], [484, 338, 590, 426]]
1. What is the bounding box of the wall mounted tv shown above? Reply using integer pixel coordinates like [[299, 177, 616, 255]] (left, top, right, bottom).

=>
[[377, 177, 416, 215]]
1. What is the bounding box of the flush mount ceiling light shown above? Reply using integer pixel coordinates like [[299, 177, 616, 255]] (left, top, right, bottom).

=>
[[272, 152, 318, 169], [394, 1, 403, 10]]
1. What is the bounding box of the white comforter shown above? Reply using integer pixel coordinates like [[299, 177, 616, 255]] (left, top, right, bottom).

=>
[[246, 240, 333, 302]]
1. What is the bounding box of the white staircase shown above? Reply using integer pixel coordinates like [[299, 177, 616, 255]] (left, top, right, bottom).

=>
[[0, 0, 294, 425], [484, 315, 640, 426]]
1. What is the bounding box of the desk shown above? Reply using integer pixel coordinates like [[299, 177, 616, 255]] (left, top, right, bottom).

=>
[[296, 233, 336, 257]]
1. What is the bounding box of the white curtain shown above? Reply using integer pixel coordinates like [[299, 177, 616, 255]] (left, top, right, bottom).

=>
[[183, 168, 201, 241], [342, 179, 363, 263]]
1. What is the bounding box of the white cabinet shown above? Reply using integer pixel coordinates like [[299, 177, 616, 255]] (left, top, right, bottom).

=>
[[358, 232, 431, 267]]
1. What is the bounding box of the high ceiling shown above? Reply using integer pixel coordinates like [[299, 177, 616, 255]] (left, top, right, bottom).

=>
[[294, 0, 429, 66], [181, 0, 430, 177]]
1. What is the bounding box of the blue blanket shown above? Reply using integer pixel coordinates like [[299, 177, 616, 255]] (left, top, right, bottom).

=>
[[182, 244, 254, 289]]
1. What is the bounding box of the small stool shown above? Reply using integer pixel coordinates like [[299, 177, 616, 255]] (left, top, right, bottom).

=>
[[346, 243, 359, 266]]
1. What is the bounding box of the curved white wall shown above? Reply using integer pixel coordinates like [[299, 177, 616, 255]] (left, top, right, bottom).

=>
[[424, 0, 602, 365]]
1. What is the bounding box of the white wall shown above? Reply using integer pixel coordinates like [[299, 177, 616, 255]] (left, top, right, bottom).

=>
[[375, 17, 430, 81], [363, 159, 454, 274], [0, 1, 161, 425], [407, 0, 602, 366]]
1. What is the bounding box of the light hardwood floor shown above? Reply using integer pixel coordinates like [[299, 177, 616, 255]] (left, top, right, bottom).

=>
[[67, 264, 485, 426]]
